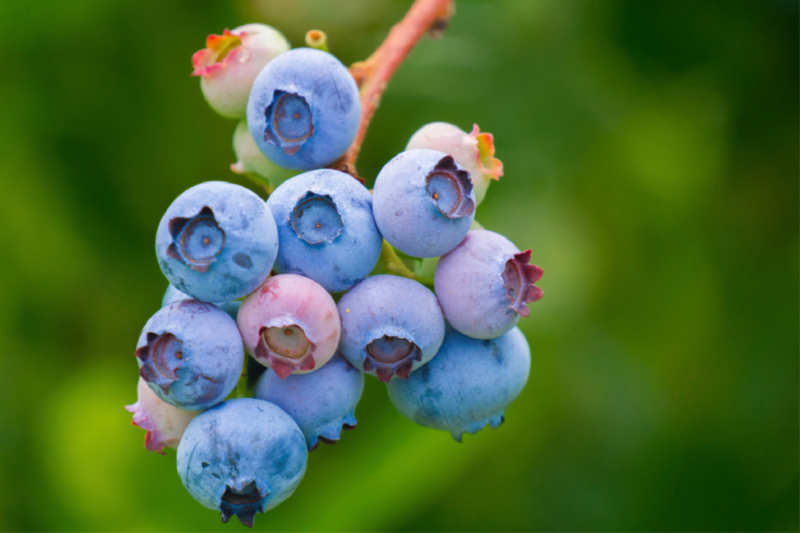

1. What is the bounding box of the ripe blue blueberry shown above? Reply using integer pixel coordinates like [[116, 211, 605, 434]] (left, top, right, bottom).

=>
[[387, 325, 531, 442], [156, 181, 278, 303], [247, 48, 361, 170], [266, 169, 383, 292], [435, 229, 544, 339], [373, 149, 475, 258], [337, 275, 445, 382], [135, 300, 243, 411], [177, 398, 307, 527], [162, 283, 241, 320], [254, 353, 363, 450]]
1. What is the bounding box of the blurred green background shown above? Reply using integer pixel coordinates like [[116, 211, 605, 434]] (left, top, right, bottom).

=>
[[0, 0, 797, 530]]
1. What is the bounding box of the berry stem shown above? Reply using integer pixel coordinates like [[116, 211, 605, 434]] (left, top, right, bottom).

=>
[[380, 240, 417, 280], [235, 359, 250, 398], [333, 0, 454, 178], [305, 30, 329, 52], [413, 256, 438, 287]]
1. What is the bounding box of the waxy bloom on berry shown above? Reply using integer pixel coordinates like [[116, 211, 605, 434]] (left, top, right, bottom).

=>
[[177, 399, 307, 527], [266, 169, 383, 293], [125, 377, 199, 454], [156, 181, 278, 303], [388, 325, 531, 442], [136, 300, 243, 410], [193, 24, 290, 119], [407, 122, 503, 206], [247, 48, 361, 170], [373, 149, 476, 258], [254, 353, 363, 451], [435, 230, 543, 339], [337, 275, 445, 382]]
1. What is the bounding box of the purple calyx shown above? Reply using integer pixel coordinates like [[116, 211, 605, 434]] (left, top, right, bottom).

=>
[[425, 155, 475, 219], [167, 206, 226, 273], [255, 325, 316, 379], [501, 250, 544, 317], [136, 332, 183, 394], [219, 480, 268, 528], [364, 335, 423, 383]]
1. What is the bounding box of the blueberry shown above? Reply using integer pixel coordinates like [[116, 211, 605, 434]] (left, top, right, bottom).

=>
[[337, 275, 445, 382], [177, 398, 307, 527], [156, 181, 278, 303], [125, 377, 199, 454], [238, 274, 341, 379], [266, 169, 383, 292], [135, 300, 243, 410], [435, 230, 544, 339], [246, 48, 361, 170], [162, 283, 241, 320], [192, 24, 290, 119], [406, 122, 503, 206], [387, 325, 530, 442], [253, 353, 364, 450], [373, 149, 475, 258]]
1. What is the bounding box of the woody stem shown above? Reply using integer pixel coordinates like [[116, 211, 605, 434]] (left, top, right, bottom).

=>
[[332, 0, 454, 178]]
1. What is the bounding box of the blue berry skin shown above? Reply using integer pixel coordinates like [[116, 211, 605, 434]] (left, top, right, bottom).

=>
[[266, 170, 383, 292], [435, 230, 544, 340], [156, 181, 278, 303], [387, 325, 531, 442], [373, 149, 475, 258], [162, 284, 241, 320], [254, 353, 363, 451], [177, 398, 307, 527], [337, 275, 445, 383], [135, 300, 243, 411], [247, 48, 361, 170]]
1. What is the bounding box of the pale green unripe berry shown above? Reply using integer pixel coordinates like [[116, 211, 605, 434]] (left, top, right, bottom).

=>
[[192, 23, 290, 119], [231, 119, 298, 193]]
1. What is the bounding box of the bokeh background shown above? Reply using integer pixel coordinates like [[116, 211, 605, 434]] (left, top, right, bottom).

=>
[[0, 0, 797, 530]]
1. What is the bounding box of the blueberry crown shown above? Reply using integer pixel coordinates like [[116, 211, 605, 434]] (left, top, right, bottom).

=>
[[425, 155, 475, 219]]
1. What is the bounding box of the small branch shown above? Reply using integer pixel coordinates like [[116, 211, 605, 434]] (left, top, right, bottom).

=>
[[333, 0, 454, 178]]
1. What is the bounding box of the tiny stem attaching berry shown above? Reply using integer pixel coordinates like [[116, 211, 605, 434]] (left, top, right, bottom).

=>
[[305, 30, 329, 52], [380, 240, 417, 280]]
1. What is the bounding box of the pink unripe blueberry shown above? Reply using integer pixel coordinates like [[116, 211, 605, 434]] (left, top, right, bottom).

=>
[[238, 274, 341, 379], [125, 377, 199, 454], [406, 122, 503, 206], [192, 24, 290, 119]]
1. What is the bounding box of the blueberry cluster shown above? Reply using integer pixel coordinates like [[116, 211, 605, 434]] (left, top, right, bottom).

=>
[[126, 23, 544, 527]]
